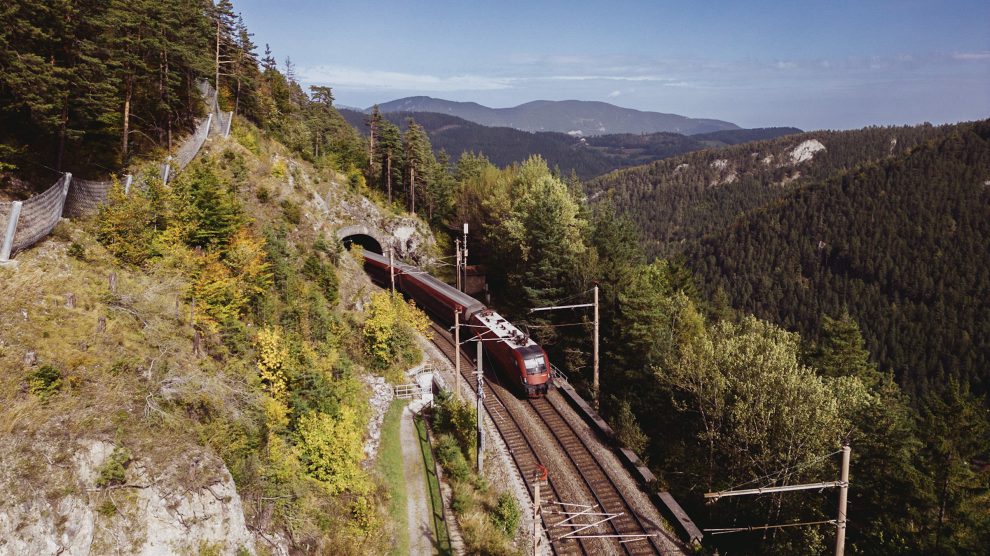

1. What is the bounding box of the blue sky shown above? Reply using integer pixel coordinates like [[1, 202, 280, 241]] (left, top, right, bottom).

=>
[[235, 0, 989, 130]]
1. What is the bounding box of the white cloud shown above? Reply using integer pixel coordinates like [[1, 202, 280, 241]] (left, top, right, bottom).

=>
[[299, 65, 513, 91], [952, 51, 990, 61], [607, 90, 622, 98]]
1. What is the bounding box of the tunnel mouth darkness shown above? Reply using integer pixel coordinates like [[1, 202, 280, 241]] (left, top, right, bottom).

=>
[[341, 234, 383, 254]]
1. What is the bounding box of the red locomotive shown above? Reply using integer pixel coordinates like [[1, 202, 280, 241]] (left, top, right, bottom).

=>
[[362, 250, 551, 397]]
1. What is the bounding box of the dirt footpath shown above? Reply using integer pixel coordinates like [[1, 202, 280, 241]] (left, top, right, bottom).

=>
[[401, 402, 435, 556]]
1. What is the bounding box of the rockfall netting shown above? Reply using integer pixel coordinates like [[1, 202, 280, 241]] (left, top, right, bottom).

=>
[[10, 175, 70, 255], [2, 81, 232, 260]]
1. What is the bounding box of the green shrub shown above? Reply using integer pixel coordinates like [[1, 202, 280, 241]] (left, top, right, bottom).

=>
[[96, 499, 117, 518], [171, 160, 243, 249], [256, 187, 270, 203], [28, 365, 62, 401], [271, 159, 288, 179], [280, 199, 300, 224], [450, 481, 474, 513], [96, 180, 161, 266], [302, 254, 339, 304], [490, 492, 520, 536], [435, 434, 471, 482], [96, 446, 132, 487], [432, 390, 477, 459], [68, 242, 86, 260]]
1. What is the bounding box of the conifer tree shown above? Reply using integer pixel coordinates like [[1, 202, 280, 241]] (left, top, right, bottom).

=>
[[401, 118, 433, 213], [374, 119, 401, 204]]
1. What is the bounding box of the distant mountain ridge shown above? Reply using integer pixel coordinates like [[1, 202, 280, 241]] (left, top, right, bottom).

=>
[[339, 108, 799, 179], [369, 96, 740, 136]]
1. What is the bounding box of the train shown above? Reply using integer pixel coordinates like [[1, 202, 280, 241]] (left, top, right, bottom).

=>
[[362, 250, 551, 397]]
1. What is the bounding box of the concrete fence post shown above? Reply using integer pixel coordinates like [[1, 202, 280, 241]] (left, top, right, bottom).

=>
[[205, 113, 213, 138], [1, 201, 23, 263], [161, 156, 172, 184], [124, 174, 133, 195], [59, 172, 72, 217], [224, 112, 233, 138]]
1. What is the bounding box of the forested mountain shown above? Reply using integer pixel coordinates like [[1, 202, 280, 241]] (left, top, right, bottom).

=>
[[687, 121, 990, 399], [591, 124, 950, 258], [592, 120, 990, 401], [373, 96, 740, 135], [341, 108, 798, 179], [692, 126, 804, 146]]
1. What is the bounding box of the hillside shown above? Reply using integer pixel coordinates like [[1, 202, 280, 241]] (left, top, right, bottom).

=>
[[341, 108, 799, 179], [590, 123, 950, 258], [686, 120, 990, 399], [592, 120, 990, 399], [373, 96, 740, 136]]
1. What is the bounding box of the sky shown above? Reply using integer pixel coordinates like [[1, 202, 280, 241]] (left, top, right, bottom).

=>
[[234, 0, 990, 131]]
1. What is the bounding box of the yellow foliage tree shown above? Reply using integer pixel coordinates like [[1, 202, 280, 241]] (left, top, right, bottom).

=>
[[362, 291, 430, 372], [294, 406, 368, 496], [225, 228, 273, 296], [190, 254, 246, 333], [256, 326, 289, 401]]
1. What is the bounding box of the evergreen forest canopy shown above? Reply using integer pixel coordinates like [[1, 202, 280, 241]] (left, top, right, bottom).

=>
[[0, 0, 366, 192], [590, 121, 990, 401], [1, 0, 988, 554]]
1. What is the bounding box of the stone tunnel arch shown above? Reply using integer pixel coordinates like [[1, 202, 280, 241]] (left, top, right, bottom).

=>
[[336, 224, 385, 255]]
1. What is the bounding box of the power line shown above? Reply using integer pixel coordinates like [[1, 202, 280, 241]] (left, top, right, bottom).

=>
[[725, 449, 843, 493], [705, 519, 837, 535]]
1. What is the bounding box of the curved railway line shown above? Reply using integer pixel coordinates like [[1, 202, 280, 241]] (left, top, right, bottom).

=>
[[429, 322, 672, 556]]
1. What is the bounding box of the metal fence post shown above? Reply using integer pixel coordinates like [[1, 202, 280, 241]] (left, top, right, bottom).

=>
[[0, 201, 23, 262], [205, 113, 213, 138], [58, 172, 72, 217], [224, 112, 232, 138], [161, 156, 172, 184], [124, 174, 133, 195]]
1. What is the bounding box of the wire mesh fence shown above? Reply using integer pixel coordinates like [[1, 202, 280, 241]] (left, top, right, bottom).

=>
[[1, 80, 231, 262], [11, 175, 70, 255], [64, 176, 117, 218]]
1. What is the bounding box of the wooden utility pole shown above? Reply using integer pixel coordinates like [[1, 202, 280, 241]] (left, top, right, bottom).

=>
[[454, 308, 461, 401], [476, 339, 484, 474], [592, 285, 599, 407], [835, 444, 851, 556]]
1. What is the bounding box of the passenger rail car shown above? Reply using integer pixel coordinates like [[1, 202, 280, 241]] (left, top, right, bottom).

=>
[[363, 250, 551, 397]]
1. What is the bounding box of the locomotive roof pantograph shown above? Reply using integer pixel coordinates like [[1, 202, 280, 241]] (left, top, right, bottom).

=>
[[475, 309, 536, 349]]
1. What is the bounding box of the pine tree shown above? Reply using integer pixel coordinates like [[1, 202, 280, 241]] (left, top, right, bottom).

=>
[[808, 311, 875, 381], [375, 119, 401, 204], [918, 378, 990, 553], [401, 118, 433, 214]]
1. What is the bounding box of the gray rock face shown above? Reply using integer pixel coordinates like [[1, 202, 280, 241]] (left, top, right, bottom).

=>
[[0, 440, 273, 556]]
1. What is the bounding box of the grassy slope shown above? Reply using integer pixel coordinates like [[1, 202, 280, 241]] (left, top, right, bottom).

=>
[[0, 119, 408, 554], [377, 399, 410, 556]]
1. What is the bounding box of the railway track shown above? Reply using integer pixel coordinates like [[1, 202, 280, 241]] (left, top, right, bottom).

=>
[[429, 323, 666, 555], [429, 323, 589, 556]]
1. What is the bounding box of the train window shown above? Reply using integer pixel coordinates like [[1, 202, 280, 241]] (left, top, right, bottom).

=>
[[523, 355, 546, 375]]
